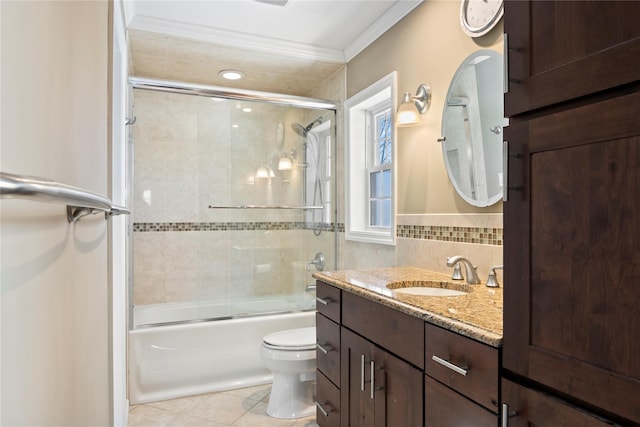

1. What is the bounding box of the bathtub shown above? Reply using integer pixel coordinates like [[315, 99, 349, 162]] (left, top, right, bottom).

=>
[[129, 299, 316, 404]]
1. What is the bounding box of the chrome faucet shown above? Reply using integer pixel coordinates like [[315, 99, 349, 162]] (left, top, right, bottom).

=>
[[486, 265, 503, 288], [446, 256, 481, 284]]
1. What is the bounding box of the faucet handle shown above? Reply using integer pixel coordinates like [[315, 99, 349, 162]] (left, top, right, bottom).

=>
[[450, 263, 464, 280], [486, 265, 504, 288], [308, 252, 326, 272]]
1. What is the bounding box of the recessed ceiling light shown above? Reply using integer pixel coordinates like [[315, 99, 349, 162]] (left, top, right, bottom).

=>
[[219, 70, 245, 80], [242, 107, 252, 113], [253, 0, 289, 6]]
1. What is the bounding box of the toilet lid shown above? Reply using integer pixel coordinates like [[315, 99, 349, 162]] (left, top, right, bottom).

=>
[[263, 327, 316, 350]]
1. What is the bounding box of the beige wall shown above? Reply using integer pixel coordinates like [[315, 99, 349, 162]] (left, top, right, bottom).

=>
[[348, 0, 504, 215], [339, 1, 504, 277], [1, 1, 112, 424]]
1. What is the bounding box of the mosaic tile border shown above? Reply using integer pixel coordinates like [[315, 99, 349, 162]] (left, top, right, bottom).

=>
[[133, 222, 501, 245], [396, 225, 503, 246]]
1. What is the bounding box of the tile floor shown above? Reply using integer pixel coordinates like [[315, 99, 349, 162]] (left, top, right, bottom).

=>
[[128, 384, 317, 427]]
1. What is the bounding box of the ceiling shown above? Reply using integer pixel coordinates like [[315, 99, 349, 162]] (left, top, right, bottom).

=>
[[125, 0, 423, 96]]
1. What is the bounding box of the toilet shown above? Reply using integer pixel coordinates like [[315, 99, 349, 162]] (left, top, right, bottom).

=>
[[260, 327, 317, 419]]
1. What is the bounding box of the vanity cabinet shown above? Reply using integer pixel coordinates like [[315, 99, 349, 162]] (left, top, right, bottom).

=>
[[503, 1, 640, 425], [316, 279, 503, 427]]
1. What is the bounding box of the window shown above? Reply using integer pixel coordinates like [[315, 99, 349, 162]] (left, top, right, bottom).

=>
[[345, 72, 397, 245], [368, 106, 392, 228]]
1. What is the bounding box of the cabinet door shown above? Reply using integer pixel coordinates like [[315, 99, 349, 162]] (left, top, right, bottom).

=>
[[379, 342, 423, 427], [501, 379, 616, 426], [504, 0, 640, 116], [503, 93, 640, 424], [341, 327, 423, 427], [341, 327, 377, 427]]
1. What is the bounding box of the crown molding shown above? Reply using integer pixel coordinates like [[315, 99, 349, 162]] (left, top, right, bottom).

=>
[[344, 0, 423, 62], [127, 15, 346, 63]]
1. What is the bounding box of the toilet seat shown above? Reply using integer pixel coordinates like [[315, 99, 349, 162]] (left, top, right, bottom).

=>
[[262, 327, 316, 351]]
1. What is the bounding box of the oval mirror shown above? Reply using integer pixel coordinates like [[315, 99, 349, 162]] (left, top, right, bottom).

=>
[[441, 50, 507, 207]]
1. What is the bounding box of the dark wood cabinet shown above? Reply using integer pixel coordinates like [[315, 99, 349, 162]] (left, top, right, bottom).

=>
[[425, 376, 496, 427], [342, 290, 424, 370], [504, 0, 640, 116], [317, 370, 341, 427], [425, 323, 499, 414], [503, 1, 640, 425], [317, 312, 341, 386], [316, 281, 342, 426], [316, 280, 501, 427], [340, 327, 423, 427], [501, 379, 617, 427]]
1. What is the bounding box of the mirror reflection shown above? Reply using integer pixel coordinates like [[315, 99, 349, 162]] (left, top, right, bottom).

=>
[[441, 50, 507, 207]]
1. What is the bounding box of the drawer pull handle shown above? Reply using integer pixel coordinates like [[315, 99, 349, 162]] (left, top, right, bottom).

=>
[[502, 403, 509, 427], [360, 354, 366, 391], [431, 355, 468, 376], [370, 360, 375, 399], [316, 296, 332, 305], [316, 401, 332, 417], [316, 343, 332, 354]]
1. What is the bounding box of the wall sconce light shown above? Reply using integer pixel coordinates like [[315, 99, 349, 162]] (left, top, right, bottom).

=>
[[277, 148, 297, 171], [396, 84, 431, 127], [255, 165, 275, 179], [278, 155, 294, 171]]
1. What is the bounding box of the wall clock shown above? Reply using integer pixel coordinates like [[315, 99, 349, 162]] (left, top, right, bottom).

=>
[[460, 0, 504, 38]]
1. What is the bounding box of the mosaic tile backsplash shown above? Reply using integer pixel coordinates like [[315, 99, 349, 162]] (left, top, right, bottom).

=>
[[396, 224, 503, 246]]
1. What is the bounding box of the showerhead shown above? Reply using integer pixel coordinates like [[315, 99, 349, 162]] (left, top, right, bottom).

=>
[[291, 123, 307, 137], [291, 116, 324, 137]]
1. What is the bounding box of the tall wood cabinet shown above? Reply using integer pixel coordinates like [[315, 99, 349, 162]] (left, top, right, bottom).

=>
[[502, 1, 640, 425]]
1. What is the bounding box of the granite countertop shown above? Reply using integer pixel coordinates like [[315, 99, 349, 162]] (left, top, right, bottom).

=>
[[314, 266, 503, 347]]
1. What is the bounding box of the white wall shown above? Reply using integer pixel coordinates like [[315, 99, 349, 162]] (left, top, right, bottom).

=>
[[1, 1, 112, 425]]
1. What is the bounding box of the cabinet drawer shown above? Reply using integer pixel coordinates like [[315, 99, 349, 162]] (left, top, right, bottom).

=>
[[316, 370, 341, 427], [425, 376, 496, 427], [502, 378, 617, 426], [316, 313, 340, 386], [425, 323, 499, 412], [342, 291, 424, 369], [316, 281, 341, 323]]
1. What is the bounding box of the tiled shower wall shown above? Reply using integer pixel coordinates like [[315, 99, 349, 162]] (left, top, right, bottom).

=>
[[132, 89, 335, 306]]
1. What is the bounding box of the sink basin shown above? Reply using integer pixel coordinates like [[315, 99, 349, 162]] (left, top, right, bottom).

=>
[[391, 287, 468, 297], [385, 280, 469, 297]]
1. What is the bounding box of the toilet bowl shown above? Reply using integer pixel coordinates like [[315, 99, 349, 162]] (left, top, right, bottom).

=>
[[260, 327, 317, 419]]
